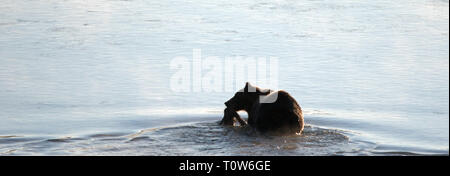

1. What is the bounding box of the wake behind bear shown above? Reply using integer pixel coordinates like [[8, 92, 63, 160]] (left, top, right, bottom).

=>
[[220, 82, 304, 135]]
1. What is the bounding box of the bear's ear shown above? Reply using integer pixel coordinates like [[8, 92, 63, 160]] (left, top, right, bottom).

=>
[[244, 82, 249, 92], [244, 82, 257, 93]]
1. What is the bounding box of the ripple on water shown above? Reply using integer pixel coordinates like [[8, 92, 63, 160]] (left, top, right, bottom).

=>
[[0, 135, 42, 144], [0, 121, 356, 155], [128, 121, 353, 156]]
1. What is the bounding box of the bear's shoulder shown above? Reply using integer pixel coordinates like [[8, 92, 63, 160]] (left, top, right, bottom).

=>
[[276, 90, 290, 96]]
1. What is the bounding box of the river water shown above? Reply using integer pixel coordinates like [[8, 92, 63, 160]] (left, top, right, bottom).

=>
[[0, 0, 448, 155]]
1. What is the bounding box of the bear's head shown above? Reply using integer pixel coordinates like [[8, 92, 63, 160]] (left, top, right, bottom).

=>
[[225, 82, 271, 112]]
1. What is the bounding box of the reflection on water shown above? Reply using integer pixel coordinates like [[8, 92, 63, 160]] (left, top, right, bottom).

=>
[[0, 121, 353, 156], [0, 119, 445, 156]]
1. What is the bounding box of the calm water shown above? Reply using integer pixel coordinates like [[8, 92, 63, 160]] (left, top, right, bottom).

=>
[[0, 0, 448, 155]]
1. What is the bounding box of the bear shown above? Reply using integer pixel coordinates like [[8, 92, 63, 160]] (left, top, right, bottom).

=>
[[220, 82, 304, 135]]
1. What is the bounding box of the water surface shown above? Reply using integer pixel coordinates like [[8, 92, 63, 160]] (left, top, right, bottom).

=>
[[0, 0, 448, 155]]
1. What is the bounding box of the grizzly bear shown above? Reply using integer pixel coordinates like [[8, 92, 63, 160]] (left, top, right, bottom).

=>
[[220, 82, 304, 135]]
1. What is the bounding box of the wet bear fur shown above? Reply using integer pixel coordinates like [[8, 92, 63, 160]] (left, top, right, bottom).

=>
[[220, 82, 304, 135]]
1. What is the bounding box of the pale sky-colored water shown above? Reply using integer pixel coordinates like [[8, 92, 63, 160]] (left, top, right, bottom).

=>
[[0, 0, 448, 155]]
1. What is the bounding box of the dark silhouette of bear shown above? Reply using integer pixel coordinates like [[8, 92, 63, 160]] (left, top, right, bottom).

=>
[[220, 82, 304, 135]]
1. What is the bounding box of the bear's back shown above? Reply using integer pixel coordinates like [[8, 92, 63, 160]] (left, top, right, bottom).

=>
[[259, 90, 299, 109], [253, 90, 303, 134]]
